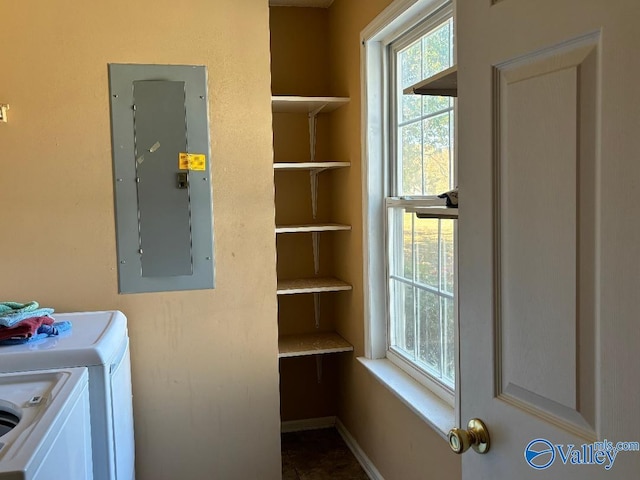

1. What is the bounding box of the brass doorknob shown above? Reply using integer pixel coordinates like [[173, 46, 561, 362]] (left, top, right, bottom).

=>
[[448, 419, 490, 454]]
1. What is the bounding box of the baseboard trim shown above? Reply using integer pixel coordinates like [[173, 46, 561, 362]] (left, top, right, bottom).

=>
[[281, 416, 336, 433], [336, 418, 385, 480]]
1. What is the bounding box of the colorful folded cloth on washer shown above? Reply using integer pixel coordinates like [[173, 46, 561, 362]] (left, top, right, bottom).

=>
[[36, 323, 60, 336], [0, 307, 55, 327], [0, 316, 55, 340], [0, 321, 72, 346], [0, 301, 40, 315]]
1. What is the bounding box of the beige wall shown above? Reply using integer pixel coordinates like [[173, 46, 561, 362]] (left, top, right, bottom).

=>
[[270, 7, 330, 96], [327, 0, 463, 479], [0, 1, 281, 479]]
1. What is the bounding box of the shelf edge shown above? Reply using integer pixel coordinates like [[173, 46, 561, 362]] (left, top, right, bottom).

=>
[[403, 65, 457, 97], [278, 332, 354, 358], [273, 161, 351, 171], [275, 224, 352, 233]]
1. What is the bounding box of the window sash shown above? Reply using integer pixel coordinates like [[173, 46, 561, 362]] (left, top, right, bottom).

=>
[[386, 205, 456, 394], [388, 9, 455, 197]]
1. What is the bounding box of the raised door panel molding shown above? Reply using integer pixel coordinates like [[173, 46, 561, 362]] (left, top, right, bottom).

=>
[[493, 33, 599, 438]]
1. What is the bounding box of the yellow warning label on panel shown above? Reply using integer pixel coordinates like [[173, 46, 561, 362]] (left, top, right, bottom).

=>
[[189, 154, 206, 171], [178, 153, 190, 169], [179, 153, 206, 171]]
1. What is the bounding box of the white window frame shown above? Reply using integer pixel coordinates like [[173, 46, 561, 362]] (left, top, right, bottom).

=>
[[360, 0, 459, 425]]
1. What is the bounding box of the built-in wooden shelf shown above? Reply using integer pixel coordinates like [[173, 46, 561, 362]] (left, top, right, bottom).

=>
[[409, 206, 458, 219], [272, 96, 350, 114], [273, 161, 350, 171], [272, 94, 354, 372], [277, 277, 352, 295], [275, 223, 351, 234], [278, 332, 354, 358], [403, 65, 457, 97]]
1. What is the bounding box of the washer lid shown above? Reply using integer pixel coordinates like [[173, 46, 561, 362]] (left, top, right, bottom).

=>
[[0, 311, 128, 372]]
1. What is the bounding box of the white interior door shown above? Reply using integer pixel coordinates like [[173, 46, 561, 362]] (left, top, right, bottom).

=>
[[457, 1, 640, 478]]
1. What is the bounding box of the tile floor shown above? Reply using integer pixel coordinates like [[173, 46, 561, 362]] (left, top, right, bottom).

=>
[[281, 428, 370, 480]]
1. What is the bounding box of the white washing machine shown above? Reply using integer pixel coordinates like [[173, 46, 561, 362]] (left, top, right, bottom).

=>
[[0, 311, 134, 480], [0, 367, 93, 480]]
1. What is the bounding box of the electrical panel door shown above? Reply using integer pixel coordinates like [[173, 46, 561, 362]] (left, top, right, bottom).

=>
[[109, 64, 214, 293]]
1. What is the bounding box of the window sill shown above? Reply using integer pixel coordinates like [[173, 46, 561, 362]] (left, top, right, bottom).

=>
[[357, 357, 454, 440]]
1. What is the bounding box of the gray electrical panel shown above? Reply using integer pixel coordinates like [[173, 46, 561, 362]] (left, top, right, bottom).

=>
[[108, 64, 214, 293]]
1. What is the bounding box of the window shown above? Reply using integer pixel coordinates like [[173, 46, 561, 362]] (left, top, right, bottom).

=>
[[387, 12, 456, 400], [364, 4, 456, 405]]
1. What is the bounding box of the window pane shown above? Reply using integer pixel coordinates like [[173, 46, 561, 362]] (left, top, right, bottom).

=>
[[418, 288, 441, 372], [399, 111, 454, 197], [400, 40, 422, 90], [399, 38, 422, 123], [400, 122, 423, 195], [440, 219, 454, 294], [415, 218, 439, 288], [443, 297, 455, 385], [423, 112, 452, 195], [418, 289, 440, 371], [388, 208, 413, 280], [403, 211, 413, 280], [449, 107, 455, 186], [421, 18, 452, 80], [390, 279, 415, 359], [423, 95, 450, 117], [402, 95, 422, 123]]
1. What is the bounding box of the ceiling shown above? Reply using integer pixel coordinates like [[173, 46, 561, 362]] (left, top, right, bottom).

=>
[[269, 0, 334, 7]]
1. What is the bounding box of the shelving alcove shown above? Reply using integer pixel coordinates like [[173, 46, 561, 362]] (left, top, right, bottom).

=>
[[272, 95, 354, 367]]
